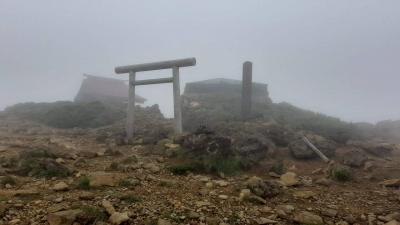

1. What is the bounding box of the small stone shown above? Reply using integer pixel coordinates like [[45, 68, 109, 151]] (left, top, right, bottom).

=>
[[206, 182, 214, 188], [52, 182, 69, 191], [215, 180, 229, 187], [102, 200, 116, 215], [188, 211, 201, 219], [239, 189, 251, 201], [157, 218, 172, 225], [321, 208, 338, 217], [109, 212, 129, 225], [293, 211, 323, 225], [293, 190, 317, 199], [218, 194, 228, 200], [8, 219, 21, 225], [255, 217, 278, 224], [54, 197, 63, 203], [280, 172, 299, 187], [56, 158, 65, 164], [78, 192, 95, 200], [315, 178, 332, 186], [47, 209, 82, 225], [384, 220, 400, 225]]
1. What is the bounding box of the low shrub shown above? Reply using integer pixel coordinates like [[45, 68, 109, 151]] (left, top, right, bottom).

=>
[[78, 206, 107, 222], [168, 164, 196, 175], [331, 166, 352, 182], [78, 176, 91, 190], [0, 176, 16, 186]]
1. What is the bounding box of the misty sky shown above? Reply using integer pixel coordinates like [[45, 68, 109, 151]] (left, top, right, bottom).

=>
[[1, 1, 399, 123]]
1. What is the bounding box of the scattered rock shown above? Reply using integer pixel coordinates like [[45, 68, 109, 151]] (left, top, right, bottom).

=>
[[239, 189, 251, 201], [88, 172, 122, 187], [315, 178, 332, 186], [255, 217, 278, 224], [380, 179, 400, 188], [218, 194, 228, 200], [341, 147, 367, 167], [293, 211, 324, 225], [109, 212, 129, 225], [280, 172, 299, 187], [52, 182, 69, 191], [246, 176, 281, 198], [47, 209, 82, 225], [157, 218, 172, 225], [293, 190, 317, 199], [102, 200, 116, 215], [215, 180, 229, 187]]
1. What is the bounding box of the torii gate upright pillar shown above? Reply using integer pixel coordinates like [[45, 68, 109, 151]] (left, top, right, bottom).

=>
[[115, 58, 196, 141]]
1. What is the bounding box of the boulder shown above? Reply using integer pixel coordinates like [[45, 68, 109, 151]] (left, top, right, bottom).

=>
[[109, 212, 129, 225], [363, 143, 394, 157], [88, 172, 122, 187], [341, 147, 368, 167], [293, 211, 323, 225], [102, 200, 116, 215], [52, 182, 69, 191], [280, 172, 300, 187], [47, 209, 82, 225], [157, 218, 172, 225], [289, 135, 336, 159], [255, 217, 278, 224], [246, 176, 281, 198], [380, 179, 400, 188]]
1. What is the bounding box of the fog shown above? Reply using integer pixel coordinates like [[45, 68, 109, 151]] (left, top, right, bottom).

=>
[[1, 0, 399, 123]]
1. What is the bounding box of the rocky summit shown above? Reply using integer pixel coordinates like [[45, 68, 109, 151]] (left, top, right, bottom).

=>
[[0, 116, 399, 225]]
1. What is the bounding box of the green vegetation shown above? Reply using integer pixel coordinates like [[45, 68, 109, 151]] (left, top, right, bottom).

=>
[[78, 176, 91, 190], [119, 193, 142, 203], [17, 150, 71, 178], [331, 167, 352, 182], [121, 156, 138, 164], [265, 102, 354, 143], [168, 164, 196, 175], [0, 176, 16, 186], [3, 101, 125, 128], [78, 206, 107, 222], [269, 160, 286, 175]]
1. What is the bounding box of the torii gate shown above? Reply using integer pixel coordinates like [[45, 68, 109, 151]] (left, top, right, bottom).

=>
[[115, 57, 196, 141]]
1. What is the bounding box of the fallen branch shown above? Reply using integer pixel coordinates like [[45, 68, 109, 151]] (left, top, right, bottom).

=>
[[302, 136, 330, 163]]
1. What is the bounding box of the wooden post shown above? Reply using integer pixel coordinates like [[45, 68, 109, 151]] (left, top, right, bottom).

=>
[[241, 61, 253, 120], [172, 66, 183, 133], [302, 136, 330, 163], [126, 71, 136, 141]]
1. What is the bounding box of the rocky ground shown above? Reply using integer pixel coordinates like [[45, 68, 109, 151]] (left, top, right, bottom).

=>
[[0, 118, 399, 225]]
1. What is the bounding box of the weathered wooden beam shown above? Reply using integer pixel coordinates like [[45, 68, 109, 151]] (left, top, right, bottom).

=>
[[133, 77, 173, 86], [302, 136, 330, 163], [115, 58, 196, 74], [172, 67, 182, 133], [126, 71, 136, 141]]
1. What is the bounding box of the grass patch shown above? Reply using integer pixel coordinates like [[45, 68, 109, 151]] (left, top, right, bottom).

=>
[[269, 160, 286, 175], [118, 179, 139, 187], [168, 164, 196, 175], [79, 206, 108, 222], [78, 176, 91, 190], [121, 156, 138, 164], [0, 176, 16, 186], [119, 193, 142, 203]]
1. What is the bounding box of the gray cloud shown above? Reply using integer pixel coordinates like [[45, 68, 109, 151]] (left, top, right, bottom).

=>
[[1, 0, 399, 122]]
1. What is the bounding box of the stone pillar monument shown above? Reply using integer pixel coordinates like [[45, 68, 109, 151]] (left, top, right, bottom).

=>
[[241, 61, 253, 120]]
